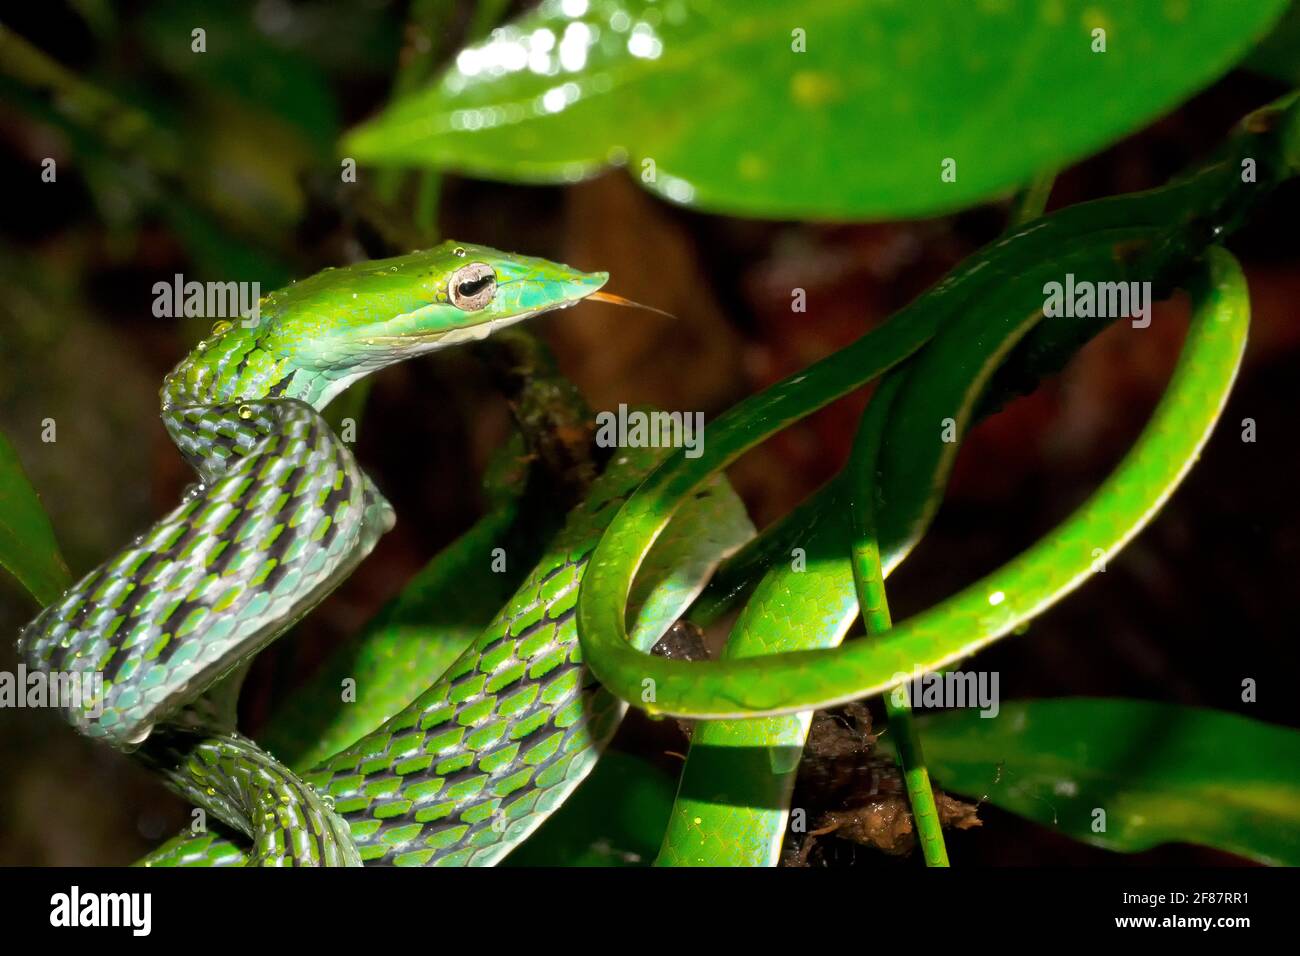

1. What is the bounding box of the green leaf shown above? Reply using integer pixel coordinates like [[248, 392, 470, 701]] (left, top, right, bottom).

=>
[[343, 0, 1287, 219], [0, 430, 71, 607], [917, 698, 1300, 865]]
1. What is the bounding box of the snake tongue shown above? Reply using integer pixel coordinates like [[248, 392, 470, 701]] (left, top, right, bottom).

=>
[[586, 290, 677, 320]]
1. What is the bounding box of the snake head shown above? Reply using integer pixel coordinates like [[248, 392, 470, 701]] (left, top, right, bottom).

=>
[[243, 240, 607, 407], [161, 241, 608, 410], [327, 239, 610, 347]]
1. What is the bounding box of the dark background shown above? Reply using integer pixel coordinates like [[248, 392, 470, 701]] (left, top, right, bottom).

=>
[[0, 1, 1296, 865]]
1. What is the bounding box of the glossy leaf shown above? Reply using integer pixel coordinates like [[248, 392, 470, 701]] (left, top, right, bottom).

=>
[[0, 430, 71, 607], [344, 0, 1287, 219], [917, 698, 1300, 865]]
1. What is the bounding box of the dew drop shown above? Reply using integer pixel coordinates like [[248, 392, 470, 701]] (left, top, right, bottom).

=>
[[124, 722, 155, 748]]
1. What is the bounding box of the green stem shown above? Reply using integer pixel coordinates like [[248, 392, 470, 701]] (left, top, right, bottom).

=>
[[858, 172, 1069, 868], [852, 534, 950, 866], [374, 0, 450, 208], [1007, 170, 1056, 227], [413, 169, 442, 239], [848, 376, 950, 866]]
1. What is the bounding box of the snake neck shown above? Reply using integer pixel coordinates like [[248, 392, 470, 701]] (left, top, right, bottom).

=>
[[160, 321, 373, 418], [159, 321, 370, 484]]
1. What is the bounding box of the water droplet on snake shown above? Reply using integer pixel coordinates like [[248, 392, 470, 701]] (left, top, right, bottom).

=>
[[124, 722, 155, 748]]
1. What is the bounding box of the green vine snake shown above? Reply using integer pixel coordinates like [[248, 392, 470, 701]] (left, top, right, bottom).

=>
[[16, 91, 1299, 866]]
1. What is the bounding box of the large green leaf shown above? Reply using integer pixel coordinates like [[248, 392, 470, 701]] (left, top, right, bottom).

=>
[[0, 431, 71, 607], [344, 0, 1287, 219], [917, 698, 1300, 865]]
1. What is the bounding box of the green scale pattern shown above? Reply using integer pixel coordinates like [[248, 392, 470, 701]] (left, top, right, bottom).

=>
[[309, 470, 635, 866], [136, 450, 750, 867], [20, 399, 392, 749], [282, 448, 743, 866]]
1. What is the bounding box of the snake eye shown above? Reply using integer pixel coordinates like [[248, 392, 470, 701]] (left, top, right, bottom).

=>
[[448, 262, 497, 311]]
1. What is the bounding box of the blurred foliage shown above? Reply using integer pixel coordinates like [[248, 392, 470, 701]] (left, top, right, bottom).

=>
[[139, 2, 340, 154], [0, 3, 404, 284], [1247, 0, 1300, 84], [0, 432, 70, 607]]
